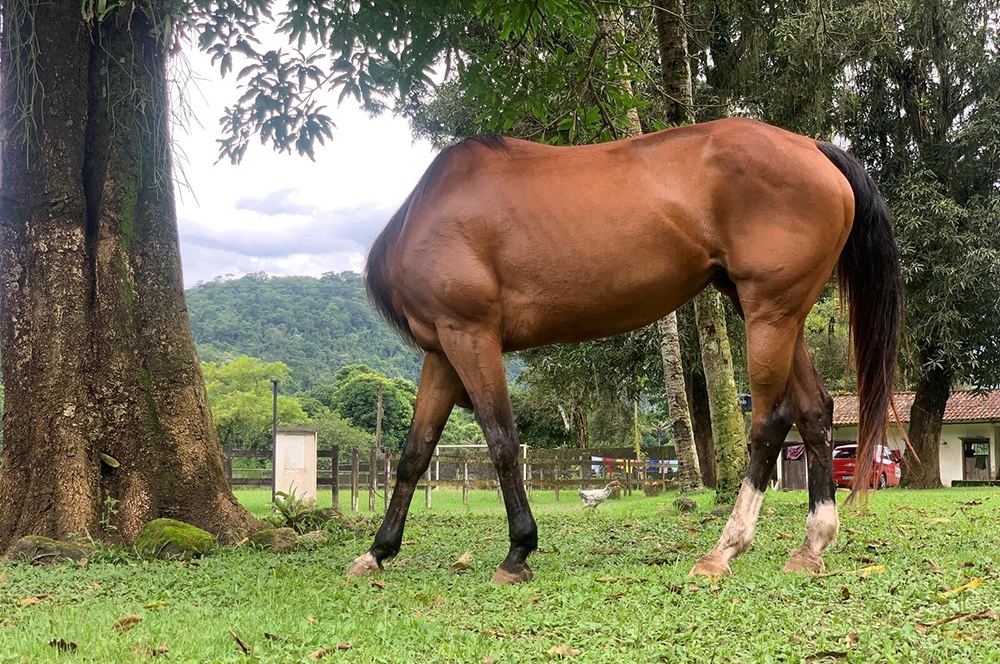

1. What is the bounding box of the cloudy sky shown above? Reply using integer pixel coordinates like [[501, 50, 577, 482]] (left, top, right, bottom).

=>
[[173, 46, 437, 288]]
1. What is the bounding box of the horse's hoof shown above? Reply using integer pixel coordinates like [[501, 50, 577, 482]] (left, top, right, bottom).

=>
[[689, 554, 732, 577], [491, 563, 533, 584], [781, 550, 824, 574], [345, 551, 381, 578]]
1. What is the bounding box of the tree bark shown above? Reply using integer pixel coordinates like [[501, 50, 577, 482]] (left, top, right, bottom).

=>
[[0, 1, 258, 550], [657, 317, 701, 491], [688, 367, 717, 488], [572, 404, 589, 449], [900, 362, 950, 489], [695, 291, 749, 503]]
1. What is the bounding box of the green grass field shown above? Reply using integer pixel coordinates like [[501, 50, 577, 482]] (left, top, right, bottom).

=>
[[1, 487, 998, 663]]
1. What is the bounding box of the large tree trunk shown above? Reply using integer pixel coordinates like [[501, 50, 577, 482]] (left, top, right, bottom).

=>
[[695, 291, 749, 503], [657, 317, 701, 491], [572, 404, 589, 449], [688, 367, 717, 488], [900, 362, 950, 489], [656, 0, 746, 502], [0, 1, 258, 550]]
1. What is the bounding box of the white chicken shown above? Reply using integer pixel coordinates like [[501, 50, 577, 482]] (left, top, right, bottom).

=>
[[578, 481, 620, 511]]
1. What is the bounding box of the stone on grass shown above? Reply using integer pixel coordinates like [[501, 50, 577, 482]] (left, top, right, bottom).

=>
[[711, 505, 732, 517], [6, 536, 93, 566], [134, 519, 215, 559], [299, 530, 329, 546], [301, 506, 352, 529], [674, 497, 697, 513], [643, 483, 664, 497], [249, 527, 300, 553]]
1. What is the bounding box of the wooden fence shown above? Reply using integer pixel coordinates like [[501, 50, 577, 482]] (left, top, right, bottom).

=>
[[224, 445, 679, 512]]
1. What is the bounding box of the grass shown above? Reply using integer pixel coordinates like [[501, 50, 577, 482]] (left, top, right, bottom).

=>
[[1, 487, 998, 663]]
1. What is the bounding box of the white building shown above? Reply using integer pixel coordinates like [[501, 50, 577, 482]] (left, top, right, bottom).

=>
[[782, 389, 1000, 488]]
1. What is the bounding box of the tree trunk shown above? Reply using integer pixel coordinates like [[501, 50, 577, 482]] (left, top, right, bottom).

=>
[[0, 1, 258, 550], [655, 0, 745, 502], [688, 367, 717, 488], [657, 317, 701, 491], [900, 362, 950, 489], [695, 291, 749, 503], [573, 404, 589, 449]]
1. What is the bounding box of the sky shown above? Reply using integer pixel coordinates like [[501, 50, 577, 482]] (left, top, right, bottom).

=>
[[172, 46, 437, 288]]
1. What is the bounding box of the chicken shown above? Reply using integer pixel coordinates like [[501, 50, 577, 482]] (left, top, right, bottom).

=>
[[578, 481, 620, 511]]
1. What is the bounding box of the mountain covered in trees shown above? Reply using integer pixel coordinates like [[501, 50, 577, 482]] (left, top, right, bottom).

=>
[[186, 272, 423, 390]]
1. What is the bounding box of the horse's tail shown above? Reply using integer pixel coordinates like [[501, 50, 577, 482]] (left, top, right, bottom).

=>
[[818, 142, 904, 501], [364, 194, 419, 349]]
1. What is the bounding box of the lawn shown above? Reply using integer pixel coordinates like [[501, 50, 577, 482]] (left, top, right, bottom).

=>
[[0, 487, 998, 663]]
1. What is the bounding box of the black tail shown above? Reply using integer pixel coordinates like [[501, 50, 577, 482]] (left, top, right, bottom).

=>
[[364, 195, 419, 349], [818, 142, 904, 501]]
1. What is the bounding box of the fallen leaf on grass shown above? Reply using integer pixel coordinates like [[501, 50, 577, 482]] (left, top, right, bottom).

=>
[[310, 643, 351, 657], [916, 608, 998, 631], [0, 571, 7, 583], [938, 578, 982, 599], [228, 629, 252, 655], [482, 657, 496, 664], [401, 540, 416, 545], [49, 639, 77, 652], [132, 640, 169, 657], [113, 614, 143, 632], [18, 596, 47, 607], [923, 558, 944, 573], [306, 616, 320, 625], [811, 565, 884, 579], [449, 551, 473, 575], [805, 650, 847, 661], [547, 644, 581, 659], [959, 499, 982, 506], [88, 583, 101, 590], [371, 579, 387, 589], [145, 601, 167, 608], [845, 633, 859, 648], [957, 561, 976, 570], [777, 532, 796, 540]]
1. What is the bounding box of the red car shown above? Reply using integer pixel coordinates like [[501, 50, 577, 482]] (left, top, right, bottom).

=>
[[832, 444, 901, 490]]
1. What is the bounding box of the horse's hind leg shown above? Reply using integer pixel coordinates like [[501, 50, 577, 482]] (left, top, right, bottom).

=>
[[347, 351, 462, 577], [691, 311, 799, 576], [782, 335, 838, 573], [438, 326, 537, 584]]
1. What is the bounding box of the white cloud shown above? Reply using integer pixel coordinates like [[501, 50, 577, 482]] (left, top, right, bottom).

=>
[[172, 44, 436, 287]]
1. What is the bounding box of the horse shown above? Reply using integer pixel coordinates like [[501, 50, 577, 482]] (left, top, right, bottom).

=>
[[347, 117, 902, 583]]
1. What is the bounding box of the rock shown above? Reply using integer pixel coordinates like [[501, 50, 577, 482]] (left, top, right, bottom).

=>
[[6, 536, 93, 565], [674, 497, 697, 513], [299, 530, 328, 547], [301, 506, 352, 529], [134, 519, 215, 559], [643, 483, 663, 497], [711, 506, 732, 517], [249, 527, 300, 553]]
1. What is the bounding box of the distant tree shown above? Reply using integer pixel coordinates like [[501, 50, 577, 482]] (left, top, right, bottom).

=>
[[440, 410, 486, 446], [332, 373, 416, 451], [202, 357, 310, 450], [509, 388, 574, 450], [312, 410, 378, 462]]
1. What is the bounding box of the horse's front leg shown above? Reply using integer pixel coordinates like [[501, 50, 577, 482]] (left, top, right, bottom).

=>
[[346, 352, 461, 577]]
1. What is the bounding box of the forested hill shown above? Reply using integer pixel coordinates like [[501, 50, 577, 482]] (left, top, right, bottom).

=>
[[186, 272, 422, 390]]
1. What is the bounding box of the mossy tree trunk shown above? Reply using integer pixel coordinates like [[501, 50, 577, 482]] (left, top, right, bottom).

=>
[[695, 293, 749, 502], [655, 0, 746, 502], [688, 368, 718, 488], [900, 360, 949, 489], [657, 316, 701, 491], [0, 1, 258, 550]]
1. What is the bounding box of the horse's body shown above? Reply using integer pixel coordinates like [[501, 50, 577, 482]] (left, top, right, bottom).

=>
[[350, 118, 902, 582]]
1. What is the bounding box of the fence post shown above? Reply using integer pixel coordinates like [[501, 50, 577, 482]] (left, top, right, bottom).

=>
[[332, 445, 340, 509], [224, 444, 233, 486], [351, 446, 359, 512], [554, 456, 560, 502], [424, 463, 431, 509], [383, 447, 390, 510], [579, 452, 586, 481], [462, 458, 469, 505], [369, 447, 377, 511]]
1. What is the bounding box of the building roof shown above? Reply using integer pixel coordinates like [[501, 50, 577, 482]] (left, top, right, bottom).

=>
[[832, 389, 1000, 426]]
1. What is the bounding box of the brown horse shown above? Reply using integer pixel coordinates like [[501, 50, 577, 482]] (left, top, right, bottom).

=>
[[347, 117, 902, 583]]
